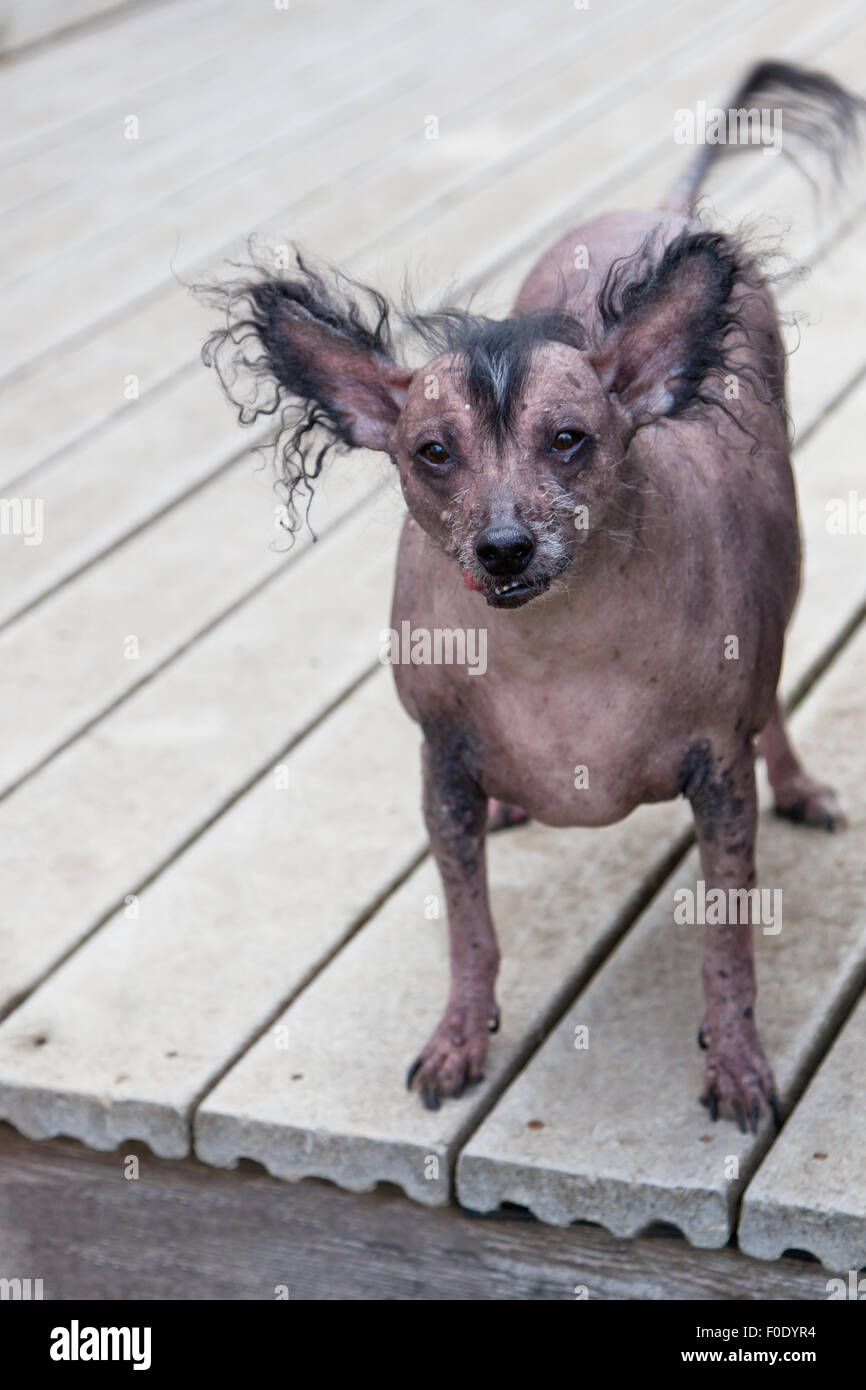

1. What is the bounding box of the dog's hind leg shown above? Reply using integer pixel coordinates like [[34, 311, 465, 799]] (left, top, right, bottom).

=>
[[758, 697, 843, 831], [407, 724, 500, 1110]]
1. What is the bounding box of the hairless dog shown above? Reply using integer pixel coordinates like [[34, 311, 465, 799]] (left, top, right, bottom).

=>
[[202, 63, 862, 1132]]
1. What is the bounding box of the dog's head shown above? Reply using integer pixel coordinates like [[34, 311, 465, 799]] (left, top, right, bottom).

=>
[[201, 233, 745, 609]]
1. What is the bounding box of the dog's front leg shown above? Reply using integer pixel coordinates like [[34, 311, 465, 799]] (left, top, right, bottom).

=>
[[407, 726, 499, 1110], [681, 740, 781, 1133]]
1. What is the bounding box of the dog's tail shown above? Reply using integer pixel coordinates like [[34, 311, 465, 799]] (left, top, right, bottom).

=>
[[661, 61, 864, 215]]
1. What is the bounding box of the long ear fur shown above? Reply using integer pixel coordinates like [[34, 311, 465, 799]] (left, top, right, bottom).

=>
[[591, 229, 769, 427], [198, 251, 411, 538]]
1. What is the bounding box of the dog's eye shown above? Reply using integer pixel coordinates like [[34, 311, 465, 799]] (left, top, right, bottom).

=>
[[551, 429, 587, 454], [417, 441, 451, 468]]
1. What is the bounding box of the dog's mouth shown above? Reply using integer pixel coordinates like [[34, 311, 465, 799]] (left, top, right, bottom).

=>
[[463, 569, 551, 609]]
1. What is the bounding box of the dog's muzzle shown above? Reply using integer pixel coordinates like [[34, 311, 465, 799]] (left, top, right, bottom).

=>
[[474, 524, 535, 577], [466, 524, 543, 606]]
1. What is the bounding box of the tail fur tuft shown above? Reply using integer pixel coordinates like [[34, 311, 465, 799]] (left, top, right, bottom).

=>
[[662, 61, 865, 214]]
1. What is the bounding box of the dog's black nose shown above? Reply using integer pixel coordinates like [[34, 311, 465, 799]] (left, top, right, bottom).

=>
[[475, 525, 535, 576]]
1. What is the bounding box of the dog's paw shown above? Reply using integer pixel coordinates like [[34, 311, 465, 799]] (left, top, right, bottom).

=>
[[773, 776, 845, 832], [406, 1002, 498, 1110], [700, 1026, 781, 1133], [486, 798, 529, 832]]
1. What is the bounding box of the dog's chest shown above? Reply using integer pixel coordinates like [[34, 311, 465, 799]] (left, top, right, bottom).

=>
[[391, 516, 773, 829], [464, 659, 686, 827]]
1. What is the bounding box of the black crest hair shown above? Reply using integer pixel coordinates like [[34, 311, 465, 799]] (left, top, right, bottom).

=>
[[406, 308, 588, 441]]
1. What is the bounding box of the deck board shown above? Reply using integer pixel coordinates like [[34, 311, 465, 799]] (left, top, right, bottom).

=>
[[194, 802, 692, 1202], [0, 2, 259, 153], [0, 465, 375, 796], [0, 1123, 837, 1300], [0, 0, 645, 380], [0, 491, 398, 1014], [0, 0, 432, 251], [0, 671, 426, 1155], [738, 993, 866, 1269], [0, 372, 257, 623]]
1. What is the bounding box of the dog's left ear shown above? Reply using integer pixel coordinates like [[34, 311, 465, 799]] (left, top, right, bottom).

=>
[[590, 231, 738, 426]]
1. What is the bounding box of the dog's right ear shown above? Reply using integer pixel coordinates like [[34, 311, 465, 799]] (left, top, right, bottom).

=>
[[201, 261, 412, 453], [248, 278, 413, 451]]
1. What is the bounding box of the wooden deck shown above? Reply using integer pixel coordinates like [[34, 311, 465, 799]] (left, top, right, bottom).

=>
[[1, 0, 865, 1299]]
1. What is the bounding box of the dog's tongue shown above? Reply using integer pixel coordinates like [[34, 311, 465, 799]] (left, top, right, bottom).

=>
[[463, 570, 485, 592]]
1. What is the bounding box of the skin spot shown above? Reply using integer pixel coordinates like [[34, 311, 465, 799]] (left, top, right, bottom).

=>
[[422, 718, 486, 876], [678, 741, 744, 842]]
